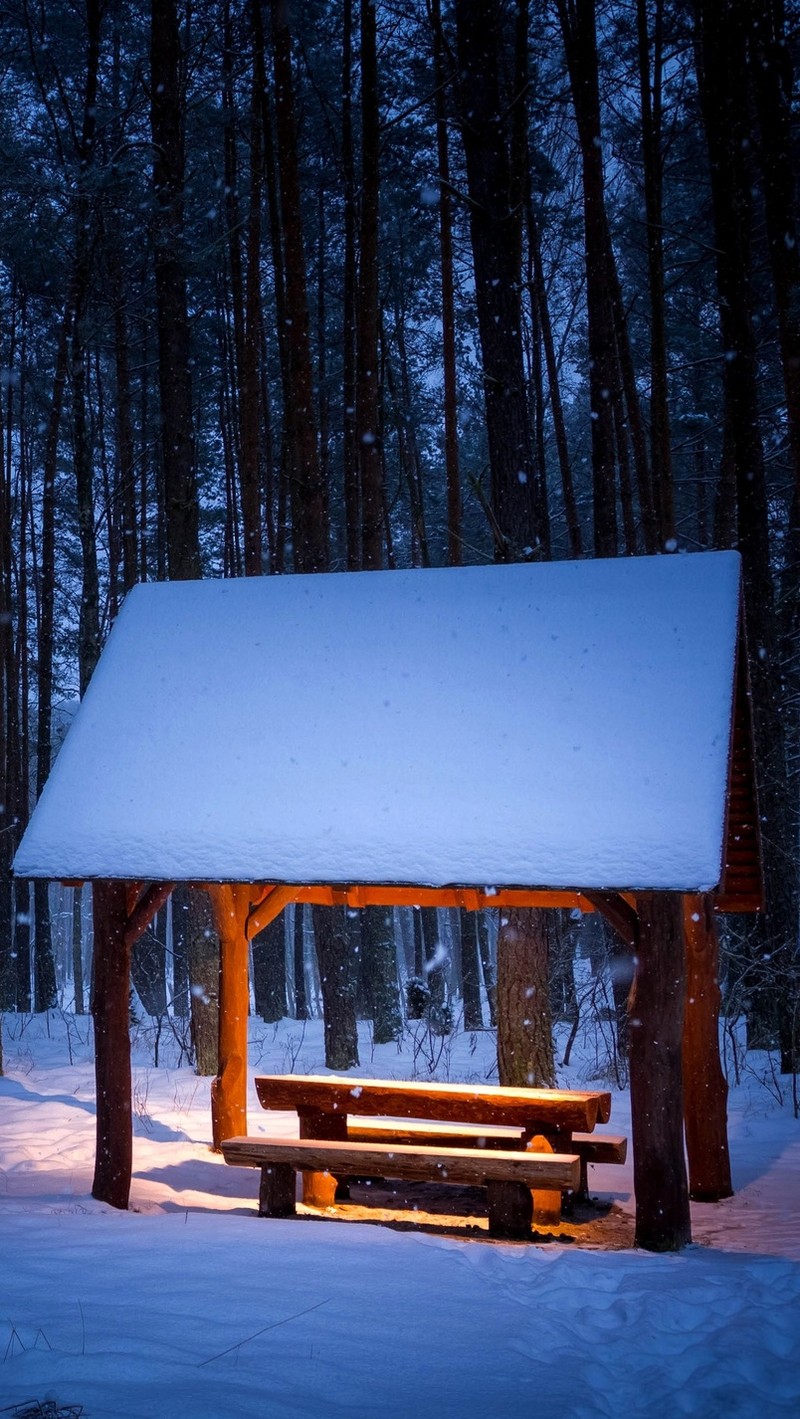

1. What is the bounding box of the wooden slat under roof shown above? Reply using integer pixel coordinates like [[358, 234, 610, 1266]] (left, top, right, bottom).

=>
[[13, 551, 761, 910]]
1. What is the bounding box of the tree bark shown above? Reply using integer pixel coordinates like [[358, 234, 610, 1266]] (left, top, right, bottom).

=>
[[363, 906, 402, 1044], [72, 885, 85, 1015], [186, 886, 220, 1077], [293, 904, 308, 1019], [628, 892, 691, 1250], [693, 0, 799, 1072], [151, 0, 201, 580], [496, 909, 555, 1088], [341, 0, 360, 567], [313, 905, 359, 1070], [431, 0, 461, 564], [455, 0, 537, 559], [270, 0, 328, 574], [252, 912, 287, 1023], [557, 0, 619, 557], [356, 0, 384, 569], [460, 908, 484, 1031], [131, 910, 167, 1018]]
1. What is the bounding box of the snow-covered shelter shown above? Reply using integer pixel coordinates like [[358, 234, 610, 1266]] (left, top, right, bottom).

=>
[[13, 551, 760, 1244]]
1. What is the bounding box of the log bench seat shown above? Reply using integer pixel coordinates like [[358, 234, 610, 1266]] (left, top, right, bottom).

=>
[[345, 1119, 627, 1198], [222, 1135, 581, 1239]]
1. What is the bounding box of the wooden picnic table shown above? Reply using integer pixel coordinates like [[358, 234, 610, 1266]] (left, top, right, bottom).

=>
[[254, 1074, 612, 1140], [251, 1074, 615, 1220]]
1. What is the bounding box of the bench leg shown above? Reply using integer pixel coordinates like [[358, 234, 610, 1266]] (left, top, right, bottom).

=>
[[258, 1163, 297, 1217], [486, 1180, 533, 1239], [299, 1108, 345, 1207], [528, 1133, 563, 1227]]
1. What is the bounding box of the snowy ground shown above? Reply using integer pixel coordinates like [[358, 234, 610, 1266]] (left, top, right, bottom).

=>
[[1, 1010, 799, 1418]]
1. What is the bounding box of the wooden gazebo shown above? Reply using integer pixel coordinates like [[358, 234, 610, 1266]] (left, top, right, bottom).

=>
[[13, 551, 760, 1250]]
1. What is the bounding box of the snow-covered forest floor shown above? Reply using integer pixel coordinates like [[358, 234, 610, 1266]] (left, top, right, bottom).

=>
[[1, 1010, 799, 1418]]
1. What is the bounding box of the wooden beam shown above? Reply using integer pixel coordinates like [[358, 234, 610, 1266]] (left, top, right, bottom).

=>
[[582, 891, 639, 949], [124, 881, 175, 948], [244, 883, 297, 940], [244, 883, 594, 915]]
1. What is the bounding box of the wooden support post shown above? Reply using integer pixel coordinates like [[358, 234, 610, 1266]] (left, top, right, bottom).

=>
[[629, 892, 691, 1251], [682, 894, 733, 1201], [91, 880, 134, 1210], [208, 885, 252, 1149]]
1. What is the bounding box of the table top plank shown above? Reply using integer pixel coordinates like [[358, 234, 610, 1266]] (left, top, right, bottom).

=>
[[254, 1074, 611, 1132]]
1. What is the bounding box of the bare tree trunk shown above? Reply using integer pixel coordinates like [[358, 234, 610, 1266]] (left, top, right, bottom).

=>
[[496, 909, 555, 1088], [557, 0, 618, 557], [270, 0, 328, 573], [131, 911, 167, 1018], [293, 904, 308, 1020], [186, 886, 219, 1077], [693, 0, 798, 1071], [363, 906, 402, 1044], [460, 908, 484, 1030], [252, 912, 286, 1023], [151, 0, 201, 580], [455, 0, 538, 559], [637, 0, 674, 544], [341, 0, 360, 567], [431, 0, 461, 564], [72, 885, 85, 1015], [356, 0, 384, 569], [747, 0, 800, 506], [312, 905, 359, 1069], [527, 201, 581, 556]]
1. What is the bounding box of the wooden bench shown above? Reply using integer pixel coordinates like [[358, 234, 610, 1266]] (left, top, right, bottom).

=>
[[346, 1118, 627, 1198], [222, 1135, 581, 1239]]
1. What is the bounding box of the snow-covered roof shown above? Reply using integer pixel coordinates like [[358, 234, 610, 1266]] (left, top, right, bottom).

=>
[[13, 552, 742, 891]]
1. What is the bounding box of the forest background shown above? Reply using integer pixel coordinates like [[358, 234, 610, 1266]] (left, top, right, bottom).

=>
[[0, 0, 798, 1088]]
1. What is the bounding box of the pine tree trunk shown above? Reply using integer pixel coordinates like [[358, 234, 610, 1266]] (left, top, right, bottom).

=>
[[356, 0, 384, 569], [72, 885, 85, 1015], [460, 908, 484, 1030], [557, 0, 619, 557], [637, 0, 673, 544], [293, 904, 308, 1020], [455, 0, 537, 559], [186, 887, 219, 1077], [363, 907, 402, 1044], [312, 905, 359, 1070], [131, 911, 167, 1018], [693, 0, 799, 1071], [431, 0, 461, 564], [496, 908, 555, 1088], [270, 0, 328, 574], [252, 913, 287, 1023], [151, 0, 201, 580]]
